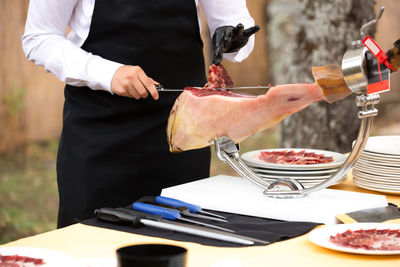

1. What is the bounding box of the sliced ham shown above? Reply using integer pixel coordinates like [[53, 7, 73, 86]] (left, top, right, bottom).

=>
[[258, 150, 333, 165], [167, 64, 352, 153], [204, 64, 233, 89], [330, 228, 400, 251]]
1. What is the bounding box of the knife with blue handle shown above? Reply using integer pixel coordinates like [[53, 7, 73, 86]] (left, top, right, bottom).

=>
[[155, 196, 227, 220], [132, 202, 233, 233]]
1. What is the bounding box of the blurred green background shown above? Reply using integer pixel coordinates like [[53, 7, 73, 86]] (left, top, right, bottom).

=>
[[0, 141, 59, 243]]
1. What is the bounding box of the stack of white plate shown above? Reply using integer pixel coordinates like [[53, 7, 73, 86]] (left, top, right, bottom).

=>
[[240, 148, 347, 188], [353, 135, 400, 195]]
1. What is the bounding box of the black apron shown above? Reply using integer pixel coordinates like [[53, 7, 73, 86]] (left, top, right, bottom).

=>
[[56, 0, 210, 228]]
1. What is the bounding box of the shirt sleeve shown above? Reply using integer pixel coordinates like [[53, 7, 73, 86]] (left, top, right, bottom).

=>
[[200, 0, 255, 62], [21, 0, 122, 93]]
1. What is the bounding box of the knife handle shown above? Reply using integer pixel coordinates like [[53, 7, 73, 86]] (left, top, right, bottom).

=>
[[132, 202, 181, 220], [155, 84, 164, 91], [95, 207, 161, 228], [156, 196, 202, 213]]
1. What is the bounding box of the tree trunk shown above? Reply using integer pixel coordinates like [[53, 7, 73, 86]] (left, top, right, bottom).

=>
[[268, 0, 376, 152]]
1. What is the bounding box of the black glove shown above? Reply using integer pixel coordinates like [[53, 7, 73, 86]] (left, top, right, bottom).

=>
[[212, 23, 260, 65]]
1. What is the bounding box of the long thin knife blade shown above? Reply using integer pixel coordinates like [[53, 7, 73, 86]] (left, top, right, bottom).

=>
[[142, 219, 255, 245], [220, 86, 272, 91], [177, 216, 234, 233], [157, 88, 186, 92], [157, 85, 271, 92], [164, 219, 270, 245]]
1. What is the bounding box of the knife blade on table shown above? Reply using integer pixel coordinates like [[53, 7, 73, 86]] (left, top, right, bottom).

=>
[[156, 84, 271, 92], [155, 195, 227, 221], [95, 207, 269, 245]]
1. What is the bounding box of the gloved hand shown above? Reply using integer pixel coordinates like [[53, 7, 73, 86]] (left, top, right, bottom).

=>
[[212, 23, 260, 65]]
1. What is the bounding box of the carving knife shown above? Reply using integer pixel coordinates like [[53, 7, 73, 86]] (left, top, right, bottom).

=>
[[95, 207, 270, 245], [156, 84, 271, 92]]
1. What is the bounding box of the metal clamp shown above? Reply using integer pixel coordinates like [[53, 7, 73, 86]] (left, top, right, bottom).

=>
[[356, 94, 379, 118]]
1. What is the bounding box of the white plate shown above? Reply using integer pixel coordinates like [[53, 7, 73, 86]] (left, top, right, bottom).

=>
[[353, 170, 400, 184], [250, 166, 339, 176], [256, 172, 333, 180], [353, 169, 400, 181], [353, 167, 400, 178], [309, 223, 400, 255], [259, 176, 338, 184], [353, 175, 400, 187], [360, 153, 400, 162], [241, 148, 347, 170], [355, 161, 400, 173], [357, 159, 400, 169], [0, 247, 73, 267], [362, 150, 400, 160], [353, 178, 400, 190], [363, 136, 400, 156], [358, 156, 400, 166], [353, 180, 400, 195]]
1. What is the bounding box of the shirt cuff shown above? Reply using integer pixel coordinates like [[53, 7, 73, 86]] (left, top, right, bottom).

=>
[[218, 18, 256, 63], [86, 55, 124, 93]]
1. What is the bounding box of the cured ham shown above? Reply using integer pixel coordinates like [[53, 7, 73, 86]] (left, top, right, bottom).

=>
[[258, 150, 333, 165], [167, 64, 352, 153], [204, 64, 233, 89], [330, 229, 400, 251], [168, 83, 326, 152], [0, 254, 45, 266]]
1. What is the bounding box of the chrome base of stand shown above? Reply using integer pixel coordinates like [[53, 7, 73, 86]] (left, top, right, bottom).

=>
[[213, 94, 380, 198]]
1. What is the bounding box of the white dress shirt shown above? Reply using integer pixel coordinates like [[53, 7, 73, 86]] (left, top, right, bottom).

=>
[[22, 0, 255, 93]]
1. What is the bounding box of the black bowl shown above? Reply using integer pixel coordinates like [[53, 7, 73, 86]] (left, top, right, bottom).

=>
[[117, 244, 187, 267]]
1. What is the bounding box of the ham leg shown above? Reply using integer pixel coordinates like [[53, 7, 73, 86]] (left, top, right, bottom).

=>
[[168, 84, 327, 152], [167, 64, 353, 153]]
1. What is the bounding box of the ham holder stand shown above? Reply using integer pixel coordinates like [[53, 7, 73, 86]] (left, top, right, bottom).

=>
[[214, 7, 392, 199]]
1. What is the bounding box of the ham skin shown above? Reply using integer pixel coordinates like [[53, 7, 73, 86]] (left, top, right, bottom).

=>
[[312, 64, 352, 103], [167, 84, 325, 152]]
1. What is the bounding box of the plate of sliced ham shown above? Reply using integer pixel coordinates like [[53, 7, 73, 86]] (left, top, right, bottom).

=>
[[241, 148, 347, 170], [309, 223, 400, 255], [0, 247, 72, 267]]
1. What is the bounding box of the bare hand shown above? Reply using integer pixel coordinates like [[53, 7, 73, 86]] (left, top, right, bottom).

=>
[[111, 65, 159, 100]]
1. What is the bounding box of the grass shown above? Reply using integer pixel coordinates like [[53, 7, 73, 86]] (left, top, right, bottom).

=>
[[0, 129, 279, 245], [0, 141, 59, 244]]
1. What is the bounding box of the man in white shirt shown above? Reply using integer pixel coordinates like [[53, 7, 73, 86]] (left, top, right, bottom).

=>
[[22, 0, 258, 227]]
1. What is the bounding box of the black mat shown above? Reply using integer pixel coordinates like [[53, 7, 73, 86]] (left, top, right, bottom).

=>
[[82, 210, 321, 247]]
